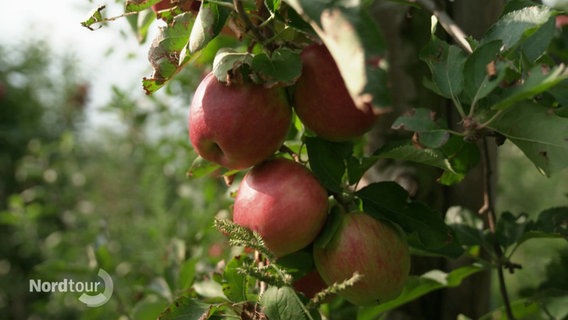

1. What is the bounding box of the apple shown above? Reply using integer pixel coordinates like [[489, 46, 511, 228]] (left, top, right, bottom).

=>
[[293, 44, 379, 142], [188, 73, 292, 170], [232, 158, 329, 257], [292, 269, 328, 299], [556, 15, 568, 29], [151, 0, 200, 13], [313, 212, 410, 305]]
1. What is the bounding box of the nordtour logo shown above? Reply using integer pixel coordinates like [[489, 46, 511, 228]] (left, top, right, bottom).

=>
[[29, 268, 113, 307]]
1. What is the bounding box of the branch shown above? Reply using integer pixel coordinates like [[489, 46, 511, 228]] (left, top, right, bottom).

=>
[[479, 137, 516, 320], [411, 0, 473, 54], [233, 0, 265, 42]]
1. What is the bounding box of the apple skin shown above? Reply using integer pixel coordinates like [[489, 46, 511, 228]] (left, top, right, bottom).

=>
[[189, 73, 292, 170], [293, 44, 379, 142], [233, 158, 329, 257], [313, 212, 410, 305]]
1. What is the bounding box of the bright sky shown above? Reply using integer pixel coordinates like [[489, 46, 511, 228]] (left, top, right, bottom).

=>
[[0, 0, 162, 129]]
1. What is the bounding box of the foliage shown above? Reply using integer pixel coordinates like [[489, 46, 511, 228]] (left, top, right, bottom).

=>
[[76, 0, 568, 318], [4, 0, 568, 319]]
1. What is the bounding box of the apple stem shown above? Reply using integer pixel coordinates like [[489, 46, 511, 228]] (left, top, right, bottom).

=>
[[330, 191, 351, 214], [279, 144, 301, 163]]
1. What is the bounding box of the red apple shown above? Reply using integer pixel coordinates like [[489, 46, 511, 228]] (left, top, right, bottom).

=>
[[556, 15, 568, 29], [152, 0, 172, 12], [313, 212, 410, 305], [293, 269, 328, 299], [233, 158, 329, 257], [189, 73, 292, 170], [293, 44, 379, 142], [151, 0, 200, 13]]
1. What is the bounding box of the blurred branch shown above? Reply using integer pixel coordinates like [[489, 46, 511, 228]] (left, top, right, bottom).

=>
[[410, 0, 473, 54], [233, 0, 265, 42]]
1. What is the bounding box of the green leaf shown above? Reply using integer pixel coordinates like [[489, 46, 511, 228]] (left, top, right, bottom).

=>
[[265, 0, 282, 13], [95, 245, 115, 271], [282, 0, 390, 109], [519, 207, 568, 245], [133, 295, 170, 320], [139, 10, 158, 43], [496, 212, 530, 249], [274, 249, 314, 278], [345, 155, 379, 185], [211, 49, 254, 82], [187, 156, 221, 178], [221, 256, 249, 302], [188, 1, 231, 54], [391, 108, 450, 149], [480, 299, 540, 320], [143, 13, 195, 94], [313, 205, 344, 249], [261, 286, 313, 320], [549, 79, 568, 108], [479, 289, 568, 320], [488, 102, 568, 176], [462, 40, 508, 105], [490, 64, 568, 111], [495, 207, 568, 255], [356, 181, 408, 213], [305, 137, 352, 193], [80, 5, 106, 30], [446, 206, 487, 248], [437, 135, 480, 185], [372, 141, 451, 171], [178, 258, 198, 290], [357, 264, 487, 319], [390, 108, 442, 132], [356, 182, 457, 251], [481, 6, 552, 52], [534, 207, 568, 238], [251, 48, 302, 86], [501, 0, 539, 15], [158, 297, 212, 320], [520, 15, 556, 61], [125, 0, 161, 13], [420, 38, 467, 101], [386, 116, 479, 186], [189, 2, 218, 54]]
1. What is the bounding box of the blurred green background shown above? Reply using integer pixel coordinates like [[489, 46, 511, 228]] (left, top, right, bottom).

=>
[[0, 39, 232, 319], [1, 21, 567, 320]]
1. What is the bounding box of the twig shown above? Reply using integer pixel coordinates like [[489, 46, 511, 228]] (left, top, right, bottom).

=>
[[233, 0, 265, 42], [411, 0, 473, 54], [477, 110, 504, 129], [279, 145, 300, 163], [81, 6, 139, 31], [479, 137, 516, 320]]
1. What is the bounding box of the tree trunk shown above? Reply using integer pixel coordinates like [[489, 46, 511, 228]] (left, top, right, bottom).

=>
[[366, 0, 505, 318]]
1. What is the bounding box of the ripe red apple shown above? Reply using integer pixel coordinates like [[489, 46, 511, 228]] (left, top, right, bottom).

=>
[[189, 73, 292, 170], [556, 15, 568, 29], [313, 212, 410, 305], [293, 44, 379, 142], [232, 158, 329, 257], [151, 0, 200, 13]]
